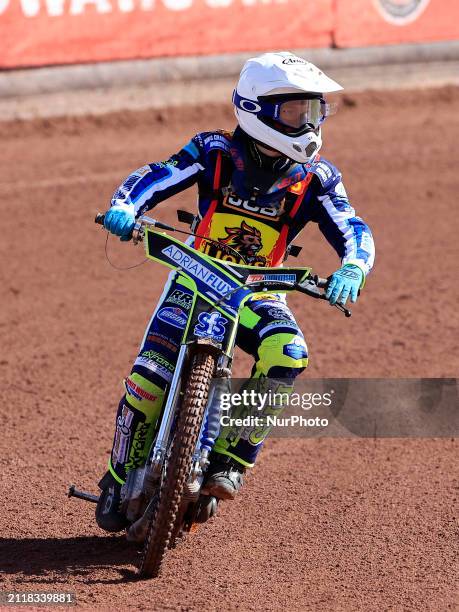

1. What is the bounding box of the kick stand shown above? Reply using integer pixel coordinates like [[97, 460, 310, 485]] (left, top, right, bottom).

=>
[[67, 484, 99, 504]]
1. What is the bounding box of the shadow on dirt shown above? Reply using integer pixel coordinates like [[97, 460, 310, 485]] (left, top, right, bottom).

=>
[[0, 535, 141, 583]]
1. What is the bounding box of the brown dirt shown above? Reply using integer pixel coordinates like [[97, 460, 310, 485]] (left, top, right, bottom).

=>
[[0, 87, 458, 610]]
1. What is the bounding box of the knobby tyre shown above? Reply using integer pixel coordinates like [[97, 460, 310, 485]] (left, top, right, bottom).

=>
[[138, 350, 216, 578]]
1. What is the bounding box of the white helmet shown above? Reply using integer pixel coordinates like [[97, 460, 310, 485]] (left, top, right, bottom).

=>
[[233, 51, 343, 164]]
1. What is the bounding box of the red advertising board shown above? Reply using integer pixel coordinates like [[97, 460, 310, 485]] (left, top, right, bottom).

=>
[[1, 0, 457, 70], [0, 0, 333, 69], [335, 0, 459, 47]]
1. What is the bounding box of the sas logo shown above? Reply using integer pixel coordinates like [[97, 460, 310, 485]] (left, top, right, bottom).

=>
[[374, 0, 430, 24], [194, 311, 228, 342], [157, 307, 188, 329]]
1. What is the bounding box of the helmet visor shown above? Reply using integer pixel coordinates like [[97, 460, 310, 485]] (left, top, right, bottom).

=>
[[277, 98, 324, 130]]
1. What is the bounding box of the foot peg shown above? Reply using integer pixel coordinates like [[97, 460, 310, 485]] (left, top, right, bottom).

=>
[[68, 484, 99, 504]]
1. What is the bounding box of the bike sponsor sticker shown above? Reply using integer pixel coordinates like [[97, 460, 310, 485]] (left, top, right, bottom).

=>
[[141, 350, 175, 373], [157, 306, 188, 329], [194, 311, 228, 342], [161, 245, 234, 296], [247, 273, 296, 284], [146, 333, 179, 353], [112, 404, 134, 466], [125, 421, 150, 471], [134, 356, 174, 383], [373, 0, 430, 24], [125, 377, 158, 403], [167, 288, 193, 311]]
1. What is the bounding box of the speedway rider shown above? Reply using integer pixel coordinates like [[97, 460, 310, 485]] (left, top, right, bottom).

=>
[[96, 52, 375, 532]]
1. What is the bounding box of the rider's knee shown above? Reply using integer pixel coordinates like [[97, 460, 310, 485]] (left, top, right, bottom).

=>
[[256, 333, 309, 378]]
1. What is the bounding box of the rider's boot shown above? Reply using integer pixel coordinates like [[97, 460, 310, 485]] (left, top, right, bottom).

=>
[[95, 471, 129, 533], [202, 452, 246, 500]]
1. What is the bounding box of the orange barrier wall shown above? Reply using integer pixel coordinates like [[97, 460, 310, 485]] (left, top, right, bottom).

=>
[[0, 0, 458, 69], [335, 0, 459, 47], [0, 0, 333, 69]]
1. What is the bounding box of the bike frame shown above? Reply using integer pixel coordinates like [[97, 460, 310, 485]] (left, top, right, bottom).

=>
[[141, 225, 313, 484], [90, 212, 351, 542]]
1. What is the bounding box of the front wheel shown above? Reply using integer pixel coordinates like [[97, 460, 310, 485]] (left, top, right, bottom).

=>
[[138, 349, 216, 578]]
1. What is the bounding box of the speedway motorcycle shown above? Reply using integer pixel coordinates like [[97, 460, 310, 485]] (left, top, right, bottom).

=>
[[68, 210, 351, 579]]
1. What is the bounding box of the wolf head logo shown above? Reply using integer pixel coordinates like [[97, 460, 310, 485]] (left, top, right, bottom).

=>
[[219, 221, 264, 261]]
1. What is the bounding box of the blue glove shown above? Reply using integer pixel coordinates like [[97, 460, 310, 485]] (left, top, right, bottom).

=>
[[104, 205, 135, 241], [326, 264, 364, 306]]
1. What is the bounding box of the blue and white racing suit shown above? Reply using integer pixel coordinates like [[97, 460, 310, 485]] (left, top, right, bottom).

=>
[[106, 127, 375, 483]]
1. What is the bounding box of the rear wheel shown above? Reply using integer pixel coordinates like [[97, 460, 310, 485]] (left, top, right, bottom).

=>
[[138, 349, 216, 578]]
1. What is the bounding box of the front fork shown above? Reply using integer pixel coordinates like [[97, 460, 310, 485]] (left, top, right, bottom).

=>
[[180, 354, 232, 529], [185, 357, 232, 501]]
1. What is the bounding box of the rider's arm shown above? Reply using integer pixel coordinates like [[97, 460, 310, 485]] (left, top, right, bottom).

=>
[[110, 136, 205, 217], [311, 160, 375, 280]]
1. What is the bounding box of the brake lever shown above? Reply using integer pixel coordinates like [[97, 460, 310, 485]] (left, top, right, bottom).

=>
[[332, 301, 352, 318], [296, 279, 352, 317], [312, 274, 352, 317]]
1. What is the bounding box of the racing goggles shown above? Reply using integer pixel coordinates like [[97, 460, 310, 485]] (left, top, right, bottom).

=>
[[233, 91, 334, 136]]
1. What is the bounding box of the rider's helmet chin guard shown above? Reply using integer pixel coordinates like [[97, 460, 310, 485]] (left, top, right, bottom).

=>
[[233, 51, 343, 164]]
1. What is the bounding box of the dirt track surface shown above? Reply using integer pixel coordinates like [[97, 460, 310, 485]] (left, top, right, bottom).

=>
[[1, 87, 458, 610]]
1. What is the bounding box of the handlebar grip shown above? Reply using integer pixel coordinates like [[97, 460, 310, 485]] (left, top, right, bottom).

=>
[[95, 213, 105, 226]]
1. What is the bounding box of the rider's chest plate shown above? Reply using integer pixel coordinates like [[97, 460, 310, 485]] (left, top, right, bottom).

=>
[[195, 186, 308, 267]]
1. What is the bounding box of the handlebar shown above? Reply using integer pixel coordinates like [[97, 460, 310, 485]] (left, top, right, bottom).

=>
[[95, 212, 351, 317], [95, 213, 174, 245]]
